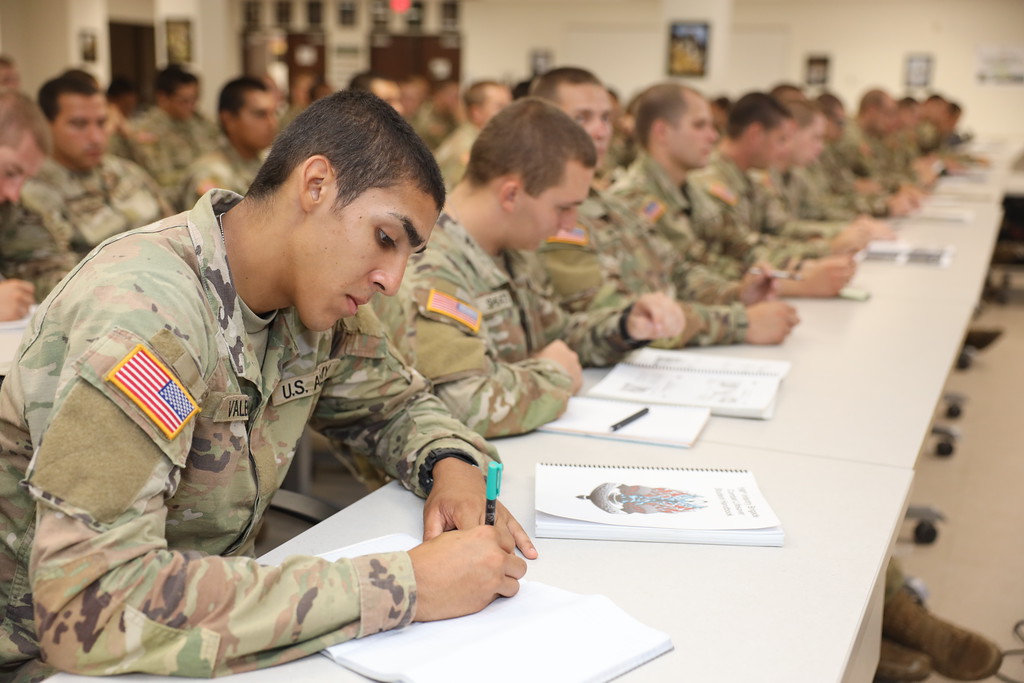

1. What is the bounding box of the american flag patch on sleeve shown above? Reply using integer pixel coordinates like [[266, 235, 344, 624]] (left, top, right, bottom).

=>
[[546, 225, 588, 246], [642, 199, 666, 222], [426, 289, 481, 332], [106, 345, 198, 439]]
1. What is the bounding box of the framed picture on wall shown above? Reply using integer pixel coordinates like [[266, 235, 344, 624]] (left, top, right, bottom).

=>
[[805, 55, 829, 87], [668, 21, 710, 77], [905, 54, 933, 88], [79, 30, 97, 63], [166, 19, 193, 64]]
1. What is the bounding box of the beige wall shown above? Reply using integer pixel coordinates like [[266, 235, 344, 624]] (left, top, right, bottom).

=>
[[731, 0, 1024, 137], [1, 0, 1021, 136], [461, 0, 734, 101]]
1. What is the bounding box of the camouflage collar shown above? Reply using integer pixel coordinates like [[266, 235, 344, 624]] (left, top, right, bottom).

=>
[[435, 210, 513, 290], [635, 151, 688, 212], [187, 189, 264, 380], [707, 150, 754, 198]]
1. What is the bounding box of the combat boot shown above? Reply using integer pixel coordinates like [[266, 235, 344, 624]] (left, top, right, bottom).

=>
[[882, 589, 1002, 680], [875, 639, 932, 681]]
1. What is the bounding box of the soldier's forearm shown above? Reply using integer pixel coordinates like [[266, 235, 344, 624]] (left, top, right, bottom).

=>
[[434, 361, 573, 438], [30, 506, 416, 677]]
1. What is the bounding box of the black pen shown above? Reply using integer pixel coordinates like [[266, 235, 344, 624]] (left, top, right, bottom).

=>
[[610, 407, 650, 432]]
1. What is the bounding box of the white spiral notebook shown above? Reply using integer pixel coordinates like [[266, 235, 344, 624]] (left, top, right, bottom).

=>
[[587, 348, 791, 419], [318, 534, 673, 683], [535, 463, 784, 547]]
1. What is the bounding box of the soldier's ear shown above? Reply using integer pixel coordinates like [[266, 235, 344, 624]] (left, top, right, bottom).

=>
[[299, 155, 332, 211], [496, 175, 522, 213]]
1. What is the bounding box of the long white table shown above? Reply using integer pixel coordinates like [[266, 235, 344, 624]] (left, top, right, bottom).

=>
[[49, 147, 1021, 683], [54, 438, 914, 683]]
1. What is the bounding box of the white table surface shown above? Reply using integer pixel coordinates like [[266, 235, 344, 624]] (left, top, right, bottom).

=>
[[53, 437, 914, 683]]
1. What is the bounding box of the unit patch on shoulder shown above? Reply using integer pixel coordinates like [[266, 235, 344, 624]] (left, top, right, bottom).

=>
[[641, 198, 666, 222], [426, 289, 482, 332], [546, 225, 589, 246], [707, 182, 739, 206], [105, 344, 198, 439]]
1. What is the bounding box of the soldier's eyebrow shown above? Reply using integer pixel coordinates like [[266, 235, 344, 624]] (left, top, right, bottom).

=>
[[389, 212, 425, 249]]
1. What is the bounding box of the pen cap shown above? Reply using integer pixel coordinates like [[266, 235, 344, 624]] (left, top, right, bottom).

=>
[[486, 461, 503, 499]]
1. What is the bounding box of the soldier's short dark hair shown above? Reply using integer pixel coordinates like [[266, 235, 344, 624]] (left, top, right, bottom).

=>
[[726, 92, 792, 139], [463, 97, 595, 196], [511, 79, 533, 100], [769, 82, 805, 103], [633, 82, 700, 149], [155, 64, 199, 96], [529, 67, 603, 103], [0, 89, 51, 154], [218, 76, 268, 116], [784, 98, 823, 128], [247, 90, 444, 212], [898, 96, 918, 109], [37, 75, 100, 121], [858, 89, 890, 116], [347, 71, 385, 92], [816, 92, 845, 120], [107, 77, 137, 100]]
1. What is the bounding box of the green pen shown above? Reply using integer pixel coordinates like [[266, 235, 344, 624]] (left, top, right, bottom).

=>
[[485, 461, 502, 526]]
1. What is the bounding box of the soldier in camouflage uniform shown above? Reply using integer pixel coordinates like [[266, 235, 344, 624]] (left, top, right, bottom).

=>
[[131, 65, 220, 211], [834, 89, 920, 194], [0, 76, 171, 300], [531, 68, 798, 347], [689, 94, 869, 257], [813, 93, 917, 218], [764, 99, 893, 245], [434, 81, 511, 191], [374, 99, 685, 438], [412, 80, 461, 151], [0, 92, 533, 682], [179, 77, 278, 208], [616, 85, 856, 299], [0, 91, 48, 321]]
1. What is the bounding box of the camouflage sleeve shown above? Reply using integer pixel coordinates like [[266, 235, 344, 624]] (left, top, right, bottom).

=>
[[537, 238, 608, 314], [660, 302, 749, 347], [0, 199, 80, 299], [178, 158, 229, 213], [647, 213, 745, 305], [537, 233, 747, 348], [311, 307, 500, 490], [18, 314, 417, 677], [521, 250, 635, 368], [416, 297, 575, 438]]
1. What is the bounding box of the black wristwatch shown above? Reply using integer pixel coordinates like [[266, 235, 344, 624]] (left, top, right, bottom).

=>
[[419, 448, 479, 493]]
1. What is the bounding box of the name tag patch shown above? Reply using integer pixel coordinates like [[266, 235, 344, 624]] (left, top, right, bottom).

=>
[[476, 290, 514, 316], [212, 394, 250, 421], [271, 359, 340, 405]]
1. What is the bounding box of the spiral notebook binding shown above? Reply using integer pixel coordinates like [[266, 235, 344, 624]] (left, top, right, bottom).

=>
[[539, 462, 749, 474]]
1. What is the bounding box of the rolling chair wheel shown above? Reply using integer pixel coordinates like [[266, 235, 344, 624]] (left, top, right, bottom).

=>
[[914, 520, 939, 544], [935, 439, 954, 457]]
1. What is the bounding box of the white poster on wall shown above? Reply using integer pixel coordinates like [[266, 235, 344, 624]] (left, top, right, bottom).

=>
[[975, 45, 1024, 85]]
